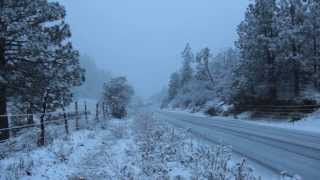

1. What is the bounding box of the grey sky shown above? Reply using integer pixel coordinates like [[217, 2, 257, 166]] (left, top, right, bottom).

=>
[[59, 0, 249, 97]]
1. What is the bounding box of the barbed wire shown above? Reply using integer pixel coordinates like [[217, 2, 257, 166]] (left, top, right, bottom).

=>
[[0, 111, 91, 132], [0, 111, 75, 118], [0, 111, 97, 144]]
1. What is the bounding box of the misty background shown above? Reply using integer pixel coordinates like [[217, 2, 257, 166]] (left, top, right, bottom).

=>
[[59, 0, 249, 98]]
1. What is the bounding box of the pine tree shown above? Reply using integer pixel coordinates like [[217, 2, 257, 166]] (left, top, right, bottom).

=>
[[0, 0, 83, 141], [277, 0, 309, 96], [305, 0, 320, 89], [167, 72, 181, 102], [195, 48, 215, 88], [180, 43, 194, 87], [236, 0, 280, 102], [103, 77, 134, 119]]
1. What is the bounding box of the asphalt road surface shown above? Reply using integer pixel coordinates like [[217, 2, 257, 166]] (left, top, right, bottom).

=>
[[155, 110, 320, 180]]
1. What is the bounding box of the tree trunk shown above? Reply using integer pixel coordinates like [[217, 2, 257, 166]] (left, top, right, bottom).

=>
[[313, 36, 318, 89], [27, 103, 34, 125], [0, 86, 9, 141], [102, 102, 106, 120], [0, 38, 9, 141], [38, 92, 48, 146], [63, 106, 68, 135], [294, 67, 300, 97], [75, 101, 79, 130], [267, 48, 277, 101], [205, 62, 215, 88], [39, 113, 45, 146], [84, 101, 88, 123], [95, 103, 99, 121]]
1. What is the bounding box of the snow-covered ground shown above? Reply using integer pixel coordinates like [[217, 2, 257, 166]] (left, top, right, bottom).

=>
[[164, 108, 320, 134], [0, 110, 273, 180], [239, 111, 320, 134], [0, 119, 135, 180]]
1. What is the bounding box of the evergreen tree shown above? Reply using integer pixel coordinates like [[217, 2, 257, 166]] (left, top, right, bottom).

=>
[[277, 0, 309, 96], [236, 0, 279, 102], [195, 48, 215, 88], [167, 72, 181, 102], [304, 0, 320, 89], [180, 43, 194, 87], [103, 77, 134, 119], [0, 0, 83, 141]]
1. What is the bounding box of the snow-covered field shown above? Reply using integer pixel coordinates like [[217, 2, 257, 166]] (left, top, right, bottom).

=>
[[0, 111, 274, 180]]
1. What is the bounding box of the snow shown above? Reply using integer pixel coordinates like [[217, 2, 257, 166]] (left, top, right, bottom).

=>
[[242, 111, 320, 134], [0, 119, 136, 180], [164, 108, 209, 118], [165, 108, 320, 134], [0, 111, 268, 180]]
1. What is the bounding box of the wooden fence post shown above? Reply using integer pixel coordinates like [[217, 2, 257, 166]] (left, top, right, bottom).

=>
[[63, 106, 69, 135], [102, 102, 106, 120], [84, 101, 88, 123], [96, 103, 99, 122], [75, 101, 79, 130], [39, 114, 45, 146], [27, 103, 34, 125]]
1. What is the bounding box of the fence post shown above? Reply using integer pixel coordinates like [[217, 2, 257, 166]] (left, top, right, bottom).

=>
[[96, 103, 99, 122], [102, 102, 106, 120], [84, 101, 88, 123], [39, 114, 45, 146], [38, 94, 48, 146], [63, 106, 69, 135], [75, 101, 79, 130], [27, 103, 34, 125]]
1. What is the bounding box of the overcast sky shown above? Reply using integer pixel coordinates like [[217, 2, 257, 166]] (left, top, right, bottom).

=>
[[59, 0, 249, 98]]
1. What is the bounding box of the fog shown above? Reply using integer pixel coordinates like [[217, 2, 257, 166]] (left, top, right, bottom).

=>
[[59, 0, 249, 97]]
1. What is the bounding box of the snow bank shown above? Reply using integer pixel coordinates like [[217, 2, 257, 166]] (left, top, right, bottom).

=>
[[246, 110, 320, 134], [166, 108, 320, 134]]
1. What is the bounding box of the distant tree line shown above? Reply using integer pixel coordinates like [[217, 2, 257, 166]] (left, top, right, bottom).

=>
[[163, 0, 320, 112], [0, 0, 84, 141]]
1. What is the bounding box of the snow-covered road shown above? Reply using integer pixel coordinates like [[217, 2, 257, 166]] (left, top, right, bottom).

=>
[[155, 110, 320, 180]]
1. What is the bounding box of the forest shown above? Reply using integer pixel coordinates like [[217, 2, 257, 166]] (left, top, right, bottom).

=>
[[163, 0, 320, 115]]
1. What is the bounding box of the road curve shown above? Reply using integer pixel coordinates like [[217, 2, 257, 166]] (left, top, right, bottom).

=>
[[155, 111, 320, 180]]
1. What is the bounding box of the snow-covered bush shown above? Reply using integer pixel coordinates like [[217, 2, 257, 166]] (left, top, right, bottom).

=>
[[102, 76, 134, 119], [49, 141, 74, 162], [1, 156, 34, 180], [109, 121, 128, 139], [133, 112, 261, 180]]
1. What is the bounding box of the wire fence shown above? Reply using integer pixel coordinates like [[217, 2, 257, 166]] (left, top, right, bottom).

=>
[[0, 101, 108, 148]]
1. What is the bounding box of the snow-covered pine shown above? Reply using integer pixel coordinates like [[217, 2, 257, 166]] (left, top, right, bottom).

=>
[[235, 0, 279, 103], [102, 77, 134, 119], [277, 0, 309, 97], [0, 0, 84, 141], [162, 0, 320, 113], [180, 43, 194, 87], [167, 72, 181, 102], [305, 0, 320, 89]]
